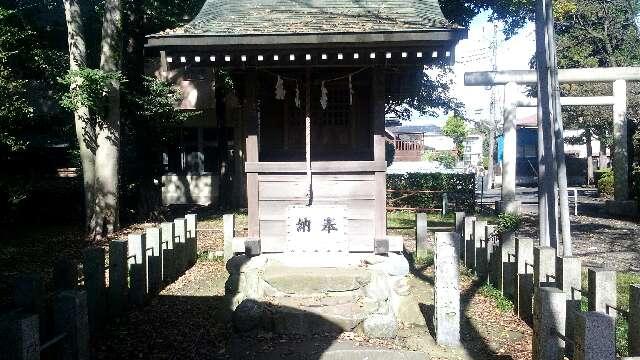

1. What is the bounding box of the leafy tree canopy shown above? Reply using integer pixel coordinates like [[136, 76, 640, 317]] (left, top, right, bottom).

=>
[[443, 115, 470, 158]]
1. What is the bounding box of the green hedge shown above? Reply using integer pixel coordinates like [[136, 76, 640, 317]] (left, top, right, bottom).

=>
[[387, 172, 476, 212]]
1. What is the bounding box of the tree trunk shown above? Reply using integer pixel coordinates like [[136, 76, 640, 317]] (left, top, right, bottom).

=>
[[586, 130, 594, 185], [64, 0, 96, 232], [92, 0, 122, 239]]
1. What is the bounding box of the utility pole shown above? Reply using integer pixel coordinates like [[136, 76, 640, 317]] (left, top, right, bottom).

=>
[[487, 22, 498, 190], [545, 1, 573, 256]]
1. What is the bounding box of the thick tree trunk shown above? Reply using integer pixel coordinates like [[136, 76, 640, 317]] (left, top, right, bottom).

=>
[[92, 0, 122, 239], [64, 0, 96, 232], [586, 130, 594, 185]]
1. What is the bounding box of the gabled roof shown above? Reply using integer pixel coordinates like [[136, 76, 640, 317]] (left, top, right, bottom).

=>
[[158, 0, 454, 36], [146, 0, 465, 48]]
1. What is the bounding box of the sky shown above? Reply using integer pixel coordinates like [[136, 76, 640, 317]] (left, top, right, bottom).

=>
[[409, 11, 537, 127]]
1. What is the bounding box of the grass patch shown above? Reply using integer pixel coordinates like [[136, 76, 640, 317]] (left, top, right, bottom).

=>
[[386, 210, 455, 229], [413, 250, 434, 267], [479, 282, 514, 313]]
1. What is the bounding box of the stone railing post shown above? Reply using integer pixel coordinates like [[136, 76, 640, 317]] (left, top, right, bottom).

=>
[[174, 218, 188, 274], [556, 256, 582, 357], [160, 222, 175, 282], [454, 212, 465, 259], [53, 290, 89, 360], [108, 239, 128, 317], [127, 234, 147, 306], [416, 213, 429, 259], [500, 231, 517, 300], [629, 284, 640, 356], [223, 214, 236, 262], [516, 237, 534, 323], [434, 232, 461, 346], [82, 247, 106, 335], [534, 246, 556, 288], [464, 216, 477, 269], [186, 213, 198, 265], [587, 268, 616, 318], [13, 274, 44, 338], [533, 287, 566, 360], [145, 227, 163, 294], [53, 258, 78, 291], [0, 313, 39, 360], [574, 312, 615, 360], [473, 220, 488, 280]]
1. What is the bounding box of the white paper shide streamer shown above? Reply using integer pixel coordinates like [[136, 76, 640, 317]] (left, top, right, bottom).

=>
[[320, 81, 328, 110], [349, 75, 354, 105], [295, 82, 301, 108]]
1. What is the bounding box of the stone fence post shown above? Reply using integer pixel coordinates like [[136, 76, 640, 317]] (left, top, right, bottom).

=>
[[416, 213, 429, 259], [500, 231, 517, 300], [223, 214, 236, 262], [516, 237, 534, 323], [556, 256, 582, 356], [53, 290, 89, 360], [534, 246, 556, 289], [108, 240, 128, 317], [473, 220, 488, 280], [463, 216, 477, 269], [82, 247, 106, 335], [574, 312, 615, 360], [629, 284, 640, 356], [463, 216, 475, 264], [587, 268, 616, 318], [13, 274, 44, 338], [160, 222, 175, 282], [127, 234, 147, 306], [533, 287, 566, 360], [174, 218, 188, 274], [434, 232, 460, 346], [0, 312, 39, 360], [186, 214, 198, 266], [53, 258, 78, 291], [145, 227, 163, 295]]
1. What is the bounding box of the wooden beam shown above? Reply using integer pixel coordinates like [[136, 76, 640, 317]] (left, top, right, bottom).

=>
[[371, 67, 387, 243], [244, 70, 260, 238]]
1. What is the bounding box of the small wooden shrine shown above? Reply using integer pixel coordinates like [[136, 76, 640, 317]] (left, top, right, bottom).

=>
[[147, 0, 466, 256]]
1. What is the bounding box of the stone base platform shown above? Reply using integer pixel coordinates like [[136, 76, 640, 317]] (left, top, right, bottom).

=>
[[226, 253, 425, 338]]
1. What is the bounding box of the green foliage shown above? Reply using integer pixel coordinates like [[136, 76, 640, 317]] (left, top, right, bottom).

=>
[[387, 172, 476, 212], [59, 68, 124, 117], [425, 151, 457, 169], [596, 168, 614, 197], [479, 283, 514, 312], [442, 115, 468, 159], [414, 250, 434, 267], [496, 212, 522, 235], [385, 141, 396, 167]]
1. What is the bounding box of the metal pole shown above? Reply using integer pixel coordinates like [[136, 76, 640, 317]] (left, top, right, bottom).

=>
[[546, 0, 572, 256]]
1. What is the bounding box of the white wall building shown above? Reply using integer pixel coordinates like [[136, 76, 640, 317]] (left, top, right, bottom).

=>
[[463, 134, 484, 167]]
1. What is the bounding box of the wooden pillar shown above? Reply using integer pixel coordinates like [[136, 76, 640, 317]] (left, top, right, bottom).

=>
[[372, 68, 387, 244], [245, 70, 260, 239]]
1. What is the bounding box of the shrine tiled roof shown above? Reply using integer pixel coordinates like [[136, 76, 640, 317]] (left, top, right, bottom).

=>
[[154, 0, 456, 37]]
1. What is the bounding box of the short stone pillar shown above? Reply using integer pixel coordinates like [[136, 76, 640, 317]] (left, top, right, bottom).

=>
[[574, 311, 616, 360], [82, 247, 106, 335], [53, 290, 89, 360], [556, 256, 582, 356], [534, 246, 556, 288], [516, 237, 534, 323], [185, 213, 198, 265], [500, 231, 517, 299], [108, 239, 128, 316], [463, 216, 477, 269], [415, 213, 429, 259], [128, 234, 148, 306], [145, 227, 163, 294], [473, 220, 488, 280], [174, 218, 188, 273], [629, 284, 640, 356], [53, 258, 78, 291], [533, 287, 566, 360], [13, 274, 44, 337], [454, 211, 465, 235], [588, 268, 616, 318], [462, 216, 476, 263], [160, 222, 175, 281], [0, 312, 39, 360], [434, 232, 460, 346], [485, 225, 499, 288], [223, 214, 235, 262]]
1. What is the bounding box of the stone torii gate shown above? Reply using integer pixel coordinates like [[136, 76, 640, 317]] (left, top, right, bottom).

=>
[[465, 67, 640, 250]]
